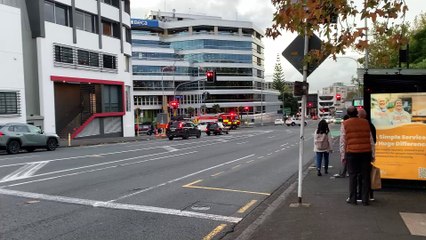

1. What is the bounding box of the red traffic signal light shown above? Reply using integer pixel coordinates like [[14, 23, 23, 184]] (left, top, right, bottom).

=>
[[206, 70, 216, 83], [308, 102, 313, 107], [169, 100, 179, 109], [336, 94, 341, 101]]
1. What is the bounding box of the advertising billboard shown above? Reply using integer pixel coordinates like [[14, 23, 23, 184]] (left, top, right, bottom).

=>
[[370, 92, 426, 180]]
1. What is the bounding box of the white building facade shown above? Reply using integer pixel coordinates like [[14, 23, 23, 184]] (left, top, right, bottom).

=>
[[0, 0, 134, 138], [0, 4, 26, 124], [131, 11, 280, 124]]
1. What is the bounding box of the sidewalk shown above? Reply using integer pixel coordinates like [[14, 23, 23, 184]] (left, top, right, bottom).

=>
[[232, 143, 426, 240], [58, 134, 157, 148]]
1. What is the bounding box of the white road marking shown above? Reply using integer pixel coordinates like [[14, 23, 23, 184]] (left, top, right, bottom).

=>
[[1, 151, 197, 186], [267, 136, 275, 139], [0, 188, 241, 223], [274, 150, 280, 153], [257, 156, 264, 159], [267, 153, 272, 156], [0, 155, 40, 162], [280, 143, 289, 147], [1, 161, 48, 182], [108, 154, 255, 202], [236, 142, 248, 145], [162, 146, 179, 152]]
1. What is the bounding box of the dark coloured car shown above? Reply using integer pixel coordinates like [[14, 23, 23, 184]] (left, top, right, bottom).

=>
[[0, 123, 59, 154], [206, 122, 229, 136], [135, 122, 153, 135], [166, 121, 201, 140]]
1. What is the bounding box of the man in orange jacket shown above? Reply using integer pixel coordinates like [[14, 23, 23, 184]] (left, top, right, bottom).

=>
[[340, 106, 375, 206]]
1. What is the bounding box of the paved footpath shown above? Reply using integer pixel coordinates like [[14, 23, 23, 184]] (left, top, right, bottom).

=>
[[225, 141, 426, 240]]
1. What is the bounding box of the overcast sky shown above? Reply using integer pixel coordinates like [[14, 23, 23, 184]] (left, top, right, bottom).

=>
[[130, 0, 424, 93]]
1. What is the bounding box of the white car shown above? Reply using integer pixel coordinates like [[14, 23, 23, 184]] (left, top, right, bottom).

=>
[[285, 118, 307, 126], [196, 122, 210, 132], [274, 119, 284, 125]]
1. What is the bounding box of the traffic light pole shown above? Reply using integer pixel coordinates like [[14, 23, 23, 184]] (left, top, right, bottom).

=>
[[297, 29, 309, 205]]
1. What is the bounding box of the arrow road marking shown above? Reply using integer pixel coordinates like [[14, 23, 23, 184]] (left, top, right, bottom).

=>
[[1, 161, 48, 182]]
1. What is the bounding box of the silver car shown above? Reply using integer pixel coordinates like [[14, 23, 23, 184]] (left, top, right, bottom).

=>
[[0, 123, 59, 154]]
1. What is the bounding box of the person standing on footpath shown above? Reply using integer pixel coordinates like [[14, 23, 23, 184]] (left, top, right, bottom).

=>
[[339, 106, 375, 206], [357, 108, 377, 201], [334, 114, 350, 178], [314, 119, 333, 176]]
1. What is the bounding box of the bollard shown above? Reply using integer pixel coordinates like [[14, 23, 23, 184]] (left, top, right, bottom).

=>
[[68, 133, 71, 147]]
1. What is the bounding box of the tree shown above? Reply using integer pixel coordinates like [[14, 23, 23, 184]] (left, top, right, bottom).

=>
[[212, 104, 221, 114], [409, 13, 426, 68], [187, 107, 194, 117], [267, 0, 409, 63], [272, 54, 285, 91]]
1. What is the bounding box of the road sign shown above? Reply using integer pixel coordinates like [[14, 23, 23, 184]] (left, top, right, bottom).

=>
[[282, 34, 328, 76]]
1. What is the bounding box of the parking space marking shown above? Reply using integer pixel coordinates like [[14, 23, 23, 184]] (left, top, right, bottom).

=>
[[237, 200, 257, 213], [203, 224, 227, 240], [183, 179, 270, 196], [0, 188, 241, 223]]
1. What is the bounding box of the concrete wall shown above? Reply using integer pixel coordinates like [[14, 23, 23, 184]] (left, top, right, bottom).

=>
[[0, 4, 27, 124]]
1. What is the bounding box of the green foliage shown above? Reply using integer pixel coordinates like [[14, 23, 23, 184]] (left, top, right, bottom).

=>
[[187, 107, 195, 117], [212, 104, 221, 114], [272, 55, 285, 91], [267, 0, 409, 61]]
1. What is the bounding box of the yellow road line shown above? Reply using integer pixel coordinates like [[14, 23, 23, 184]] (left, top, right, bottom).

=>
[[211, 171, 224, 177], [232, 164, 241, 169], [183, 182, 270, 196], [182, 179, 203, 188], [237, 200, 258, 213], [203, 224, 227, 240]]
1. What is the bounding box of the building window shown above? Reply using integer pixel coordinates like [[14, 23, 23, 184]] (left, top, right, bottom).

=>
[[44, 1, 54, 23], [54, 45, 74, 64], [75, 10, 96, 33], [102, 85, 122, 112], [78, 50, 99, 67], [44, 1, 69, 26], [103, 54, 117, 69], [0, 92, 20, 115], [101, 0, 119, 8], [124, 55, 130, 72], [102, 20, 120, 39], [125, 27, 131, 43]]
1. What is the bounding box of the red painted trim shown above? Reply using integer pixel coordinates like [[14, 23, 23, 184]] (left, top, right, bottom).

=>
[[51, 75, 124, 86], [71, 112, 125, 139]]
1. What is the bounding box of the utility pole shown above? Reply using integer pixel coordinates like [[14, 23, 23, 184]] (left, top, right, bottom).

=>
[[297, 28, 308, 204]]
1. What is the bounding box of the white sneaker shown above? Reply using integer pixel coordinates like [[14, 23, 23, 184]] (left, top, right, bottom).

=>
[[369, 198, 375, 201]]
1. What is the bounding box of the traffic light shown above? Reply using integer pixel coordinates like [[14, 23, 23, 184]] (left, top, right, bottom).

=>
[[294, 81, 309, 96], [308, 102, 313, 108], [336, 94, 341, 101], [206, 70, 216, 83], [244, 106, 249, 111], [169, 100, 179, 109]]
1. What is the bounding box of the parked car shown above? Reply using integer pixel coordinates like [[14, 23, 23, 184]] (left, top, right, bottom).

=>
[[334, 117, 343, 124], [206, 122, 229, 135], [285, 117, 307, 126], [196, 122, 211, 132], [135, 122, 153, 135], [0, 123, 59, 154], [274, 119, 284, 125], [166, 121, 201, 140]]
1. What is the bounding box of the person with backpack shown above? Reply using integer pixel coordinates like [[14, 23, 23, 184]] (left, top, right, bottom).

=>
[[314, 119, 333, 176]]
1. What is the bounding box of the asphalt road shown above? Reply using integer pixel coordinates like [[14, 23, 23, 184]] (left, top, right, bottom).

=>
[[0, 124, 320, 240]]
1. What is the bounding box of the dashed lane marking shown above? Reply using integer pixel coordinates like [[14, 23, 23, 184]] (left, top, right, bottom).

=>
[[0, 188, 241, 223], [232, 165, 241, 169], [211, 172, 224, 177], [183, 179, 270, 196]]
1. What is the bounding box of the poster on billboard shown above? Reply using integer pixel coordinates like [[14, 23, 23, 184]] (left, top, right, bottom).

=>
[[370, 92, 426, 180]]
